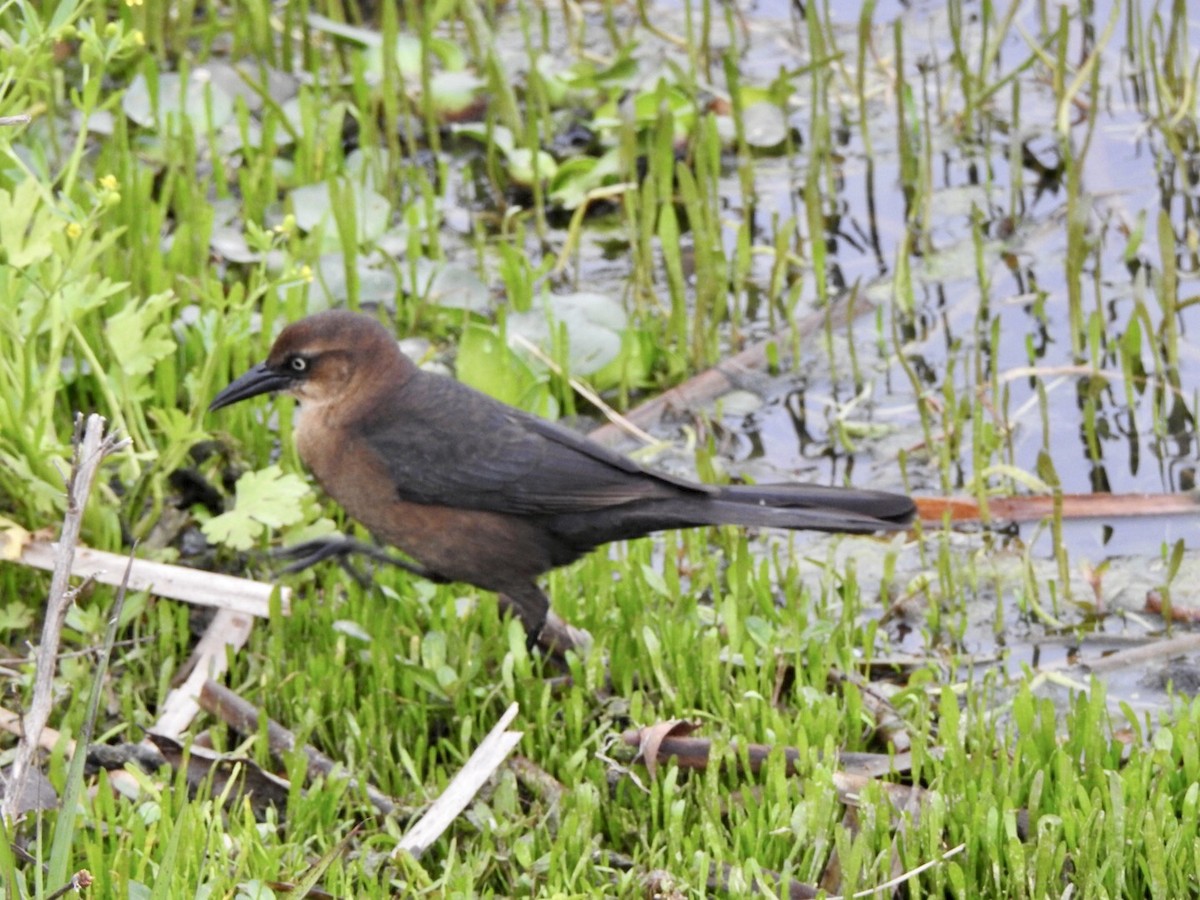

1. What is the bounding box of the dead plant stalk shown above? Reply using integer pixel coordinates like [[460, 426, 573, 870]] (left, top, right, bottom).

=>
[[2, 414, 129, 825]]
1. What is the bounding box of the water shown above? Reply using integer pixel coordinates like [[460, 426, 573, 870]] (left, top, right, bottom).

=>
[[524, 0, 1200, 708]]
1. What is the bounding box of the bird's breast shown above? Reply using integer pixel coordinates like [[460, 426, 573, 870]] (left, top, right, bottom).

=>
[[296, 414, 357, 493]]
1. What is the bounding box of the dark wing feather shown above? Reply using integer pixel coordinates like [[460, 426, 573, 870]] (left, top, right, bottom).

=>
[[352, 369, 710, 515]]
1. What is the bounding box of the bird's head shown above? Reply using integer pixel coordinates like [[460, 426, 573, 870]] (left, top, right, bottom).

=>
[[209, 310, 409, 414]]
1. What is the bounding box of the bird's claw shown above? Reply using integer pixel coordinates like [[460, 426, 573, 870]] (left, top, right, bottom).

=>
[[274, 537, 360, 571], [273, 536, 433, 582]]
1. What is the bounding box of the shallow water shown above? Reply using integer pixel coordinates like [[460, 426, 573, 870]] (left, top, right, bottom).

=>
[[517, 0, 1200, 708]]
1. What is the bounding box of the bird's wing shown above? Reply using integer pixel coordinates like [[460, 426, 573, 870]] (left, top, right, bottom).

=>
[[353, 370, 712, 515]]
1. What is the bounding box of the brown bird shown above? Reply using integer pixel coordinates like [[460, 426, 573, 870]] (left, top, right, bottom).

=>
[[210, 310, 914, 653]]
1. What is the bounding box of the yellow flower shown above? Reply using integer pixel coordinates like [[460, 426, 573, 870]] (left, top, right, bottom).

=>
[[132, 29, 145, 46], [66, 222, 83, 239], [100, 174, 118, 191], [299, 265, 313, 283]]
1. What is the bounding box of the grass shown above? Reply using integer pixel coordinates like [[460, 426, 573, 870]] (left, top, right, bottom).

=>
[[1, 0, 1199, 896]]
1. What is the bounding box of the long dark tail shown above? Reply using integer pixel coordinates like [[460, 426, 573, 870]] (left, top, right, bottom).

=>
[[550, 483, 915, 547], [712, 483, 916, 530]]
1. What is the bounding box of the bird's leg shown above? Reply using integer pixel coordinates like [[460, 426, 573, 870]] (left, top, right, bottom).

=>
[[274, 536, 442, 583], [497, 584, 593, 662]]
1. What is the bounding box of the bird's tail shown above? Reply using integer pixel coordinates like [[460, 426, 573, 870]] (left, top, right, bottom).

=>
[[550, 483, 915, 547], [709, 483, 916, 532]]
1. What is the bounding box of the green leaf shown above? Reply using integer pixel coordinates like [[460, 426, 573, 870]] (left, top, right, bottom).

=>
[[21, 275, 123, 329], [201, 508, 263, 551], [457, 323, 557, 417], [105, 292, 177, 377], [0, 601, 33, 632], [236, 465, 309, 528], [202, 465, 311, 551], [0, 178, 56, 268]]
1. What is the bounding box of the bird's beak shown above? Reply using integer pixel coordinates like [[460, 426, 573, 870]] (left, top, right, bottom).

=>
[[209, 362, 293, 412]]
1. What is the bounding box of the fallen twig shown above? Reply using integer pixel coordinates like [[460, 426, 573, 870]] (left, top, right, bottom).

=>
[[7, 501, 292, 738], [621, 725, 913, 788], [197, 679, 399, 816], [1081, 633, 1200, 674], [393, 703, 523, 859], [147, 733, 291, 817], [829, 671, 911, 753], [155, 611, 256, 739], [17, 539, 290, 617], [586, 308, 847, 450], [826, 842, 965, 899], [508, 754, 567, 811]]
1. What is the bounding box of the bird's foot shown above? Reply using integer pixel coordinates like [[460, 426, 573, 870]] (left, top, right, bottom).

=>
[[274, 536, 434, 585], [496, 591, 593, 666], [534, 610, 594, 660], [525, 609, 608, 692]]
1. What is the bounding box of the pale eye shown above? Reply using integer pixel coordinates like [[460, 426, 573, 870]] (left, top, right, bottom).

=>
[[290, 356, 308, 373]]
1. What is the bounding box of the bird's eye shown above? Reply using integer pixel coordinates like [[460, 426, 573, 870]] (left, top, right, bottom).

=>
[[289, 356, 308, 373]]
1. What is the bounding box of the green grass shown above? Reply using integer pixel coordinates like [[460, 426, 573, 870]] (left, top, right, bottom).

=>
[[2, 0, 1199, 896]]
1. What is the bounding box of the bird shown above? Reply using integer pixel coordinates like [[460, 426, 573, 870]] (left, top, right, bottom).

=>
[[209, 310, 915, 654]]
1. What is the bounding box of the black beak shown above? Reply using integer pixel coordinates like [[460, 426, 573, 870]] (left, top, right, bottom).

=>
[[209, 363, 293, 412]]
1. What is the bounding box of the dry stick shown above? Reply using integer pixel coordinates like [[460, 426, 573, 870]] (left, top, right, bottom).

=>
[[826, 843, 966, 900], [829, 671, 911, 754], [2, 414, 129, 825], [10, 550, 281, 739], [11, 535, 289, 739], [393, 703, 523, 859], [507, 755, 567, 812], [0, 708, 62, 754], [586, 302, 855, 451], [18, 540, 289, 617], [197, 679, 398, 816], [1081, 633, 1200, 674], [585, 319, 820, 451], [621, 728, 912, 783], [46, 548, 136, 886], [509, 333, 658, 447], [155, 610, 256, 739]]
